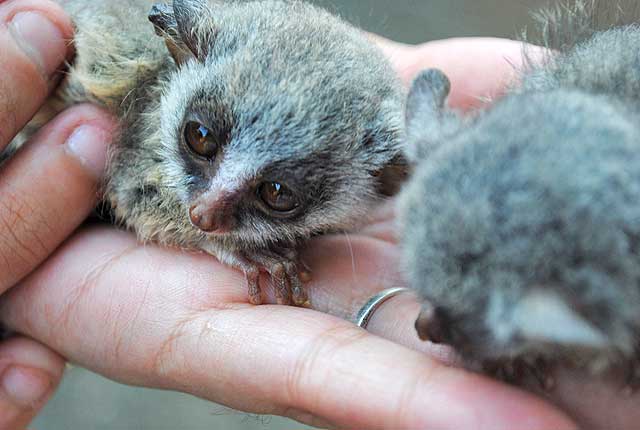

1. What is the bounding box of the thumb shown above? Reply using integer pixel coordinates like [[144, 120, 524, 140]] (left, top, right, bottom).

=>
[[0, 337, 65, 430]]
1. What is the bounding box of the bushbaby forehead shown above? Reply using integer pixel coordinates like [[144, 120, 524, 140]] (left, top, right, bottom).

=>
[[161, 2, 401, 137], [158, 4, 403, 181]]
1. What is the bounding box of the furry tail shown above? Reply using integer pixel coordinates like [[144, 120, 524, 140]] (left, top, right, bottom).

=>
[[529, 0, 640, 51]]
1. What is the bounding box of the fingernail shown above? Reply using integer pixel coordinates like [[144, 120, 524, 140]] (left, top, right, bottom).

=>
[[9, 12, 67, 77], [66, 124, 110, 179], [1, 366, 52, 408]]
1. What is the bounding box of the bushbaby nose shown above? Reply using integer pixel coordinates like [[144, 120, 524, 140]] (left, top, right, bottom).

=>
[[190, 205, 216, 232], [189, 191, 237, 234]]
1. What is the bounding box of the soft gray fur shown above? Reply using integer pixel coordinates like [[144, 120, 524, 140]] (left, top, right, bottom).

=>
[[400, 0, 640, 384], [8, 0, 405, 305]]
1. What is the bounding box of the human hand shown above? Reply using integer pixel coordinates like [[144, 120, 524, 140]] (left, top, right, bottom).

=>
[[0, 33, 632, 430], [0, 0, 115, 428]]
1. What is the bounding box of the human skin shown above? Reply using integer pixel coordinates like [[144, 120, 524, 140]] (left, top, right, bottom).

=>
[[0, 0, 115, 428], [1, 0, 638, 428]]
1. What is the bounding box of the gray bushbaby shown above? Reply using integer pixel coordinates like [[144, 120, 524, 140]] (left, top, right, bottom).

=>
[[7, 0, 406, 305], [400, 0, 640, 387]]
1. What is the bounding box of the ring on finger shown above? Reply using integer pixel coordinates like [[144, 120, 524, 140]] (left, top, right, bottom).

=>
[[355, 287, 411, 329]]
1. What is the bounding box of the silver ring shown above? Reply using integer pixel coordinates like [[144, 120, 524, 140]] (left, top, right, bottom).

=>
[[355, 287, 411, 329]]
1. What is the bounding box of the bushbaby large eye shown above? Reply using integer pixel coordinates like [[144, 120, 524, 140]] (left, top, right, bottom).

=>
[[258, 182, 299, 214], [184, 121, 218, 159]]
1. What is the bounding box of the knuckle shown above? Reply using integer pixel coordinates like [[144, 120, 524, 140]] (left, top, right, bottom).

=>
[[0, 30, 51, 146], [150, 317, 193, 383], [285, 324, 367, 404], [55, 246, 139, 363], [0, 188, 56, 287]]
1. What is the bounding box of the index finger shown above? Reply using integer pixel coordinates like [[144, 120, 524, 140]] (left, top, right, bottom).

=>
[[0, 0, 73, 147]]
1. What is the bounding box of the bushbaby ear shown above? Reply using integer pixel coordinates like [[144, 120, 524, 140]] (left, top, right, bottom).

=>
[[149, 0, 216, 65], [373, 153, 410, 197], [173, 0, 216, 59], [404, 69, 456, 162], [406, 68, 451, 129], [149, 4, 188, 64]]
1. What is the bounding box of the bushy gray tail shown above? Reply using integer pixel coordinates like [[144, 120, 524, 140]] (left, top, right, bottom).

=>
[[529, 0, 640, 51]]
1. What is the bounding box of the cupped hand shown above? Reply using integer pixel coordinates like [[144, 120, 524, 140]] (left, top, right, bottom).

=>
[[0, 32, 632, 429], [0, 0, 116, 428], [0, 32, 575, 429]]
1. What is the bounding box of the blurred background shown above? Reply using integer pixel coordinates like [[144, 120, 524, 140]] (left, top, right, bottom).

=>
[[35, 0, 549, 429]]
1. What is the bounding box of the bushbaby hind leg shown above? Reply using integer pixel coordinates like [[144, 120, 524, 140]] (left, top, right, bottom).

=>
[[242, 248, 311, 307], [211, 247, 311, 307]]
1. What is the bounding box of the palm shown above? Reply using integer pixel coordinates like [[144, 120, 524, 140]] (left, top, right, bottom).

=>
[[0, 207, 561, 429]]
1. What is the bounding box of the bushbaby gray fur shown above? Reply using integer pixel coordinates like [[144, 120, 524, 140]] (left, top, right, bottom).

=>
[[6, 0, 406, 305], [400, 0, 640, 386]]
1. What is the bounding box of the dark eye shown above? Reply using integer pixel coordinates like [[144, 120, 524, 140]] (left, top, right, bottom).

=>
[[258, 182, 299, 214], [184, 121, 218, 159]]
